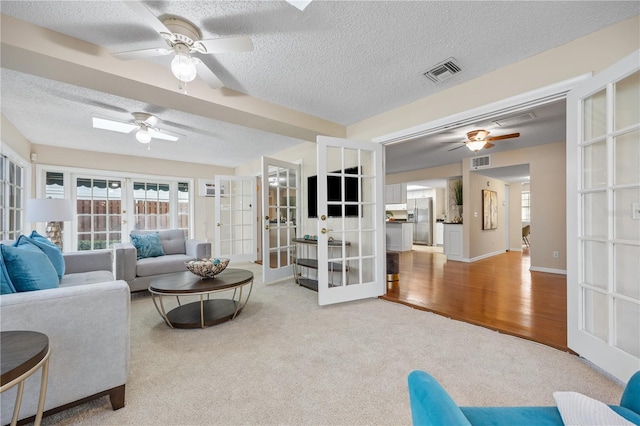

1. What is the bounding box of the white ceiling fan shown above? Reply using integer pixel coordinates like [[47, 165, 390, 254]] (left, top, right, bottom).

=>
[[92, 112, 183, 146], [112, 1, 254, 91]]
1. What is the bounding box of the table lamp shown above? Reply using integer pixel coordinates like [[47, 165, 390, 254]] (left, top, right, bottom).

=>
[[26, 198, 74, 250]]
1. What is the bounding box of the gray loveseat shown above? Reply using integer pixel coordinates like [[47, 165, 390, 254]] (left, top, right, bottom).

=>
[[0, 248, 130, 425], [113, 229, 211, 292]]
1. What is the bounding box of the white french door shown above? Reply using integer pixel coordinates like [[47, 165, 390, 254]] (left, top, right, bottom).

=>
[[567, 49, 640, 383], [316, 136, 385, 306], [262, 157, 300, 284], [214, 175, 256, 262]]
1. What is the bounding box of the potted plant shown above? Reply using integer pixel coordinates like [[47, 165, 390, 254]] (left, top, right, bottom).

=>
[[452, 179, 463, 206], [451, 179, 463, 222]]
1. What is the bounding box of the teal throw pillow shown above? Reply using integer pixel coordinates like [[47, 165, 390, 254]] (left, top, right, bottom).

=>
[[17, 234, 65, 279], [130, 232, 165, 260], [0, 244, 59, 292], [0, 247, 17, 294], [29, 230, 59, 248]]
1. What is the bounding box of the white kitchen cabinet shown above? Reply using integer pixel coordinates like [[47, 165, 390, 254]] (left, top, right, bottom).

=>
[[385, 183, 407, 204], [386, 221, 413, 251], [443, 223, 464, 261], [435, 222, 444, 246]]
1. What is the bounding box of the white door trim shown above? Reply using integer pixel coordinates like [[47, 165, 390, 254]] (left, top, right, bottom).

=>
[[373, 73, 592, 145]]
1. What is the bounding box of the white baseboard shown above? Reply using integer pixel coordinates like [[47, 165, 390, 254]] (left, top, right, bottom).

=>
[[529, 266, 567, 275], [510, 247, 523, 252], [469, 250, 506, 262]]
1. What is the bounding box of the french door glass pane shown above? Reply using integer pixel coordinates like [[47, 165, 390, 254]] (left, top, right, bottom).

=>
[[614, 187, 640, 240], [582, 140, 607, 189], [76, 177, 122, 250], [615, 298, 640, 357], [582, 191, 607, 238], [614, 70, 640, 130], [582, 241, 608, 289], [615, 243, 640, 299], [583, 89, 607, 140], [583, 288, 608, 341], [614, 130, 640, 185], [133, 181, 172, 231]]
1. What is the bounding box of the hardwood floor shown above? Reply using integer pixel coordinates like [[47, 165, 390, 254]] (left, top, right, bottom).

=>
[[381, 246, 570, 351]]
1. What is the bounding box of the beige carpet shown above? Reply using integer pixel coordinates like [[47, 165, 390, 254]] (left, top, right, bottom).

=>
[[44, 261, 624, 425]]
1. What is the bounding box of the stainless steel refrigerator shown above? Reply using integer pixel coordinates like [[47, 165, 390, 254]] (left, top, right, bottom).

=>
[[407, 197, 433, 245]]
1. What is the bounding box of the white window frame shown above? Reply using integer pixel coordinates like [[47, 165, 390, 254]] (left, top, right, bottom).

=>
[[36, 164, 195, 249], [521, 191, 531, 222], [0, 144, 31, 241]]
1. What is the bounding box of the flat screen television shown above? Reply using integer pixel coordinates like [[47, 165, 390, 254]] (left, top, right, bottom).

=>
[[308, 167, 360, 218]]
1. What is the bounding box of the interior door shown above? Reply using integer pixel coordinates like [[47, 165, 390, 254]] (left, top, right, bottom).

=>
[[567, 49, 640, 383], [262, 157, 300, 284], [316, 136, 385, 305], [214, 175, 256, 262]]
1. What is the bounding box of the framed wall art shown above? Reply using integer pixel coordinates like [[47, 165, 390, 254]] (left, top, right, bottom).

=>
[[482, 189, 498, 230]]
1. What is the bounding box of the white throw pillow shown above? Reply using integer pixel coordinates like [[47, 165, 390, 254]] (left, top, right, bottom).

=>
[[553, 391, 635, 426]]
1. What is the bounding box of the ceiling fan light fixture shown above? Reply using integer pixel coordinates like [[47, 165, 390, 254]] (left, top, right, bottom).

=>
[[466, 140, 486, 152], [475, 130, 490, 140], [171, 51, 197, 82], [135, 127, 152, 144]]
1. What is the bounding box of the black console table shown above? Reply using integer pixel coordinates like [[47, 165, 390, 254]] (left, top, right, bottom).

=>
[[292, 238, 350, 291]]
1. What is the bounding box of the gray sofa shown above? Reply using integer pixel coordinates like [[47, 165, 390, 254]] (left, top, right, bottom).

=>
[[113, 229, 211, 292], [0, 248, 130, 425]]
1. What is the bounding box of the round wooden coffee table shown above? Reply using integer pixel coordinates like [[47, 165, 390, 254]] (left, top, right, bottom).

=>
[[149, 269, 254, 329]]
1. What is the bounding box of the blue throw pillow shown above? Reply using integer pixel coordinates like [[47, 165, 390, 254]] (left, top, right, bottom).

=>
[[16, 234, 65, 279], [130, 232, 165, 260], [0, 247, 17, 294], [0, 244, 59, 292]]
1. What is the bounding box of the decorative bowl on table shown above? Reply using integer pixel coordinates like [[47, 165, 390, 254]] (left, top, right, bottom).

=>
[[185, 258, 230, 279]]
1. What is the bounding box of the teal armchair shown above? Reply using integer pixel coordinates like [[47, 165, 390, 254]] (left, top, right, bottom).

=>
[[408, 370, 640, 426]]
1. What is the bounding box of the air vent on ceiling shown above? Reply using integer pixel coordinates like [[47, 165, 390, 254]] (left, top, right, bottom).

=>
[[423, 58, 462, 83], [493, 111, 537, 127], [471, 155, 491, 170]]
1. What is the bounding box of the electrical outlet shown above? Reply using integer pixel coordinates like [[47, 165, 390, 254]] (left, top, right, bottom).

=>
[[553, 251, 559, 258]]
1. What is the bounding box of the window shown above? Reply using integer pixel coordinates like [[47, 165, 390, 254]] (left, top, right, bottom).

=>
[[521, 191, 531, 222], [133, 181, 170, 231], [177, 182, 190, 236], [1, 154, 25, 240], [76, 177, 123, 251], [38, 166, 193, 248]]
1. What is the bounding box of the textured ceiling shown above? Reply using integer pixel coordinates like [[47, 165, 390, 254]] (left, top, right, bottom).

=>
[[1, 1, 638, 169]]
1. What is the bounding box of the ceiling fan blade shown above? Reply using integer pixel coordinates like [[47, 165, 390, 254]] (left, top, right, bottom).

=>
[[148, 128, 183, 141], [124, 1, 172, 35], [486, 132, 520, 142], [287, 0, 313, 11], [195, 37, 254, 54], [142, 116, 158, 127], [92, 116, 138, 133], [448, 145, 466, 152], [484, 142, 495, 149], [193, 59, 224, 89], [112, 47, 172, 60]]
